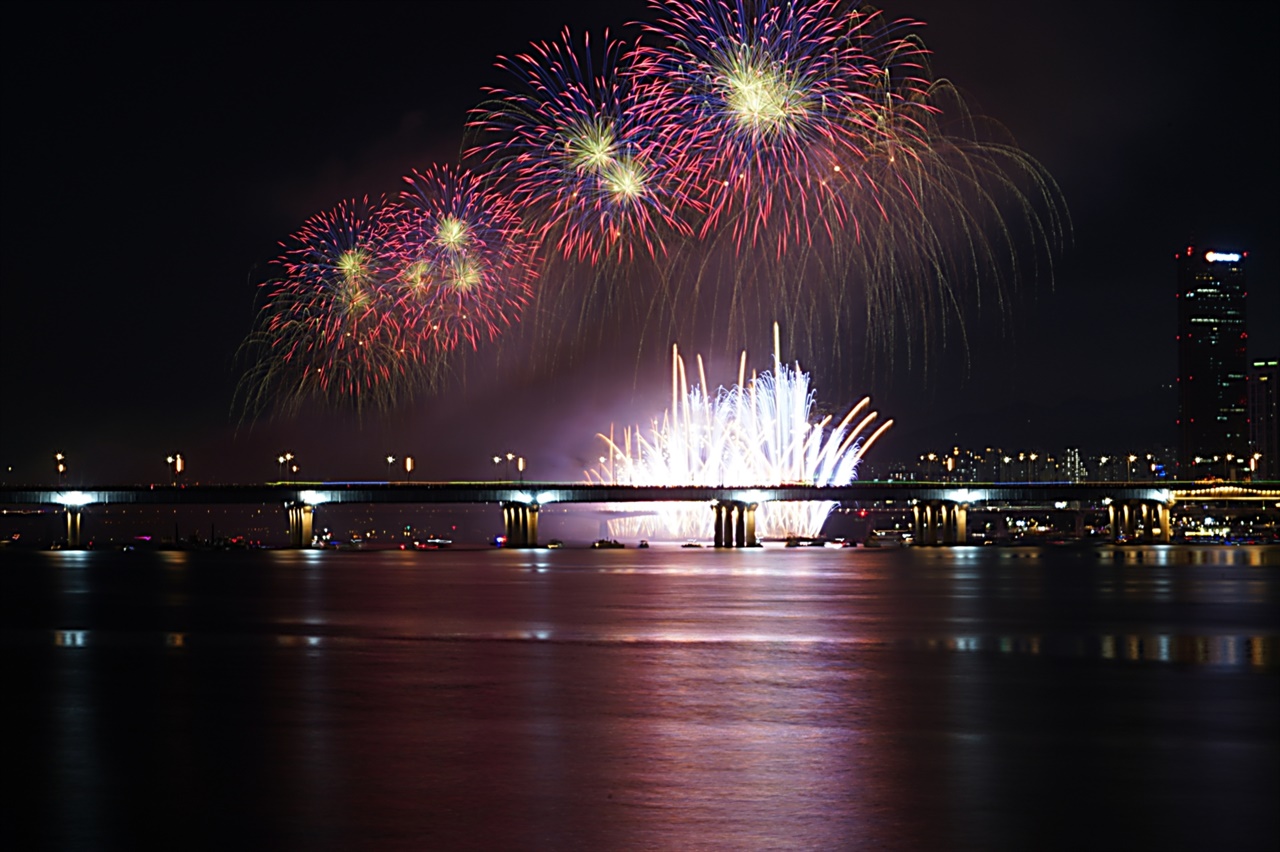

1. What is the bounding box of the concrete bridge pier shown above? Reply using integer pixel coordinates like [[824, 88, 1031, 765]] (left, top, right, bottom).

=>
[[65, 508, 82, 549], [286, 503, 314, 548], [713, 501, 757, 547], [914, 500, 967, 546], [1154, 503, 1171, 543], [1108, 503, 1125, 542], [502, 502, 539, 548], [944, 501, 967, 545], [1108, 500, 1171, 544]]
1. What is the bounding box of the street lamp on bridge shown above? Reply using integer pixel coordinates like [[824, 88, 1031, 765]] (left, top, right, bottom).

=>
[[166, 453, 185, 485], [404, 456, 415, 482], [385, 454, 397, 481], [493, 452, 516, 480], [54, 452, 66, 485], [277, 452, 294, 481]]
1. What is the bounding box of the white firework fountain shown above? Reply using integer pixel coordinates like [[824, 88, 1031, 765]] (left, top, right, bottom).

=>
[[588, 324, 892, 540]]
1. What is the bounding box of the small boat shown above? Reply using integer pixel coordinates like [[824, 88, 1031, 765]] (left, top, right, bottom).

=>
[[592, 539, 625, 549], [638, 540, 649, 549], [681, 540, 702, 548], [865, 529, 911, 548]]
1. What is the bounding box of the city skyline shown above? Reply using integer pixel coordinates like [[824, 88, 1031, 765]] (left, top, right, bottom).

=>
[[3, 1, 1277, 485]]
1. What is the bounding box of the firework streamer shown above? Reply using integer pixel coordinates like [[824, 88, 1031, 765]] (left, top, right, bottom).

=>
[[632, 0, 1065, 373]]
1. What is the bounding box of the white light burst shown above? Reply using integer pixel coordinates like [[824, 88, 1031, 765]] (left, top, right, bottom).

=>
[[588, 324, 892, 540]]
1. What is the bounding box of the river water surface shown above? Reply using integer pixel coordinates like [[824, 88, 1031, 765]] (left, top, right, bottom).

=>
[[5, 544, 1278, 851]]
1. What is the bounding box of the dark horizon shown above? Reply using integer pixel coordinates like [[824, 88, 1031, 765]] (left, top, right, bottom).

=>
[[3, 1, 1277, 485]]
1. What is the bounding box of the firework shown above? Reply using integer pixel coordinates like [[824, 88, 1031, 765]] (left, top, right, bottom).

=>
[[395, 164, 536, 351], [237, 0, 1065, 417], [632, 0, 881, 250], [470, 28, 695, 264], [588, 324, 892, 539], [236, 196, 431, 417], [630, 0, 1063, 367]]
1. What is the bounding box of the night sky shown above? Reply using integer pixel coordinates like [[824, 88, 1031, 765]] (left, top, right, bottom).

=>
[[3, 1, 1276, 485]]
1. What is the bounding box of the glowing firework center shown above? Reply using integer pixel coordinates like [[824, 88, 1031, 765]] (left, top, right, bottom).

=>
[[590, 326, 892, 541]]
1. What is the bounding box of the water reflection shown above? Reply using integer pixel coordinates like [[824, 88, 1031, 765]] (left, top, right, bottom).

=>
[[45, 624, 1277, 670], [54, 629, 87, 647], [912, 632, 1277, 668], [6, 544, 1278, 851]]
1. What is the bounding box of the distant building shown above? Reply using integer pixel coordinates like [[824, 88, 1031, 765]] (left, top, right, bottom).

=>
[[1063, 448, 1086, 483], [1176, 246, 1248, 477], [1249, 359, 1278, 479]]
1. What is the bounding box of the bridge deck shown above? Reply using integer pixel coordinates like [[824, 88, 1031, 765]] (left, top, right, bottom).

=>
[[1, 481, 1276, 508]]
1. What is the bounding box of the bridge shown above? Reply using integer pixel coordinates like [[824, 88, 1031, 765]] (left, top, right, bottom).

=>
[[3, 481, 1276, 549]]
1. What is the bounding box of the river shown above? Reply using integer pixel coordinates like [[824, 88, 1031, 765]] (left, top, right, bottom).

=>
[[4, 543, 1278, 851]]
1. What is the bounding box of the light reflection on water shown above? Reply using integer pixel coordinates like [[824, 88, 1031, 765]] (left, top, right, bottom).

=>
[[46, 625, 1278, 669], [7, 544, 1279, 852]]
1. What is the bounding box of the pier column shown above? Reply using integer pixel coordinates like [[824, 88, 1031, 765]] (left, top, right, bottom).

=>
[[924, 502, 941, 546], [1155, 503, 1171, 543], [931, 501, 966, 546], [64, 508, 82, 549], [714, 503, 725, 548], [744, 504, 758, 547], [734, 501, 746, 547], [286, 503, 314, 548], [502, 503, 539, 548], [503, 504, 518, 547]]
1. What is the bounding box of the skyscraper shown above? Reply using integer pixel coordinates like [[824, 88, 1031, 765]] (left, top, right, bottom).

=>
[[1249, 359, 1278, 480], [1175, 246, 1247, 477]]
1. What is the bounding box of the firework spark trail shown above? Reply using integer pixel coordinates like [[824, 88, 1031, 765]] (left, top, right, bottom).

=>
[[588, 324, 892, 539], [620, 0, 1063, 374]]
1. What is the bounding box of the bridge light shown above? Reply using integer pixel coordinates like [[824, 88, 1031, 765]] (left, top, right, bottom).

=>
[[57, 491, 94, 507]]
